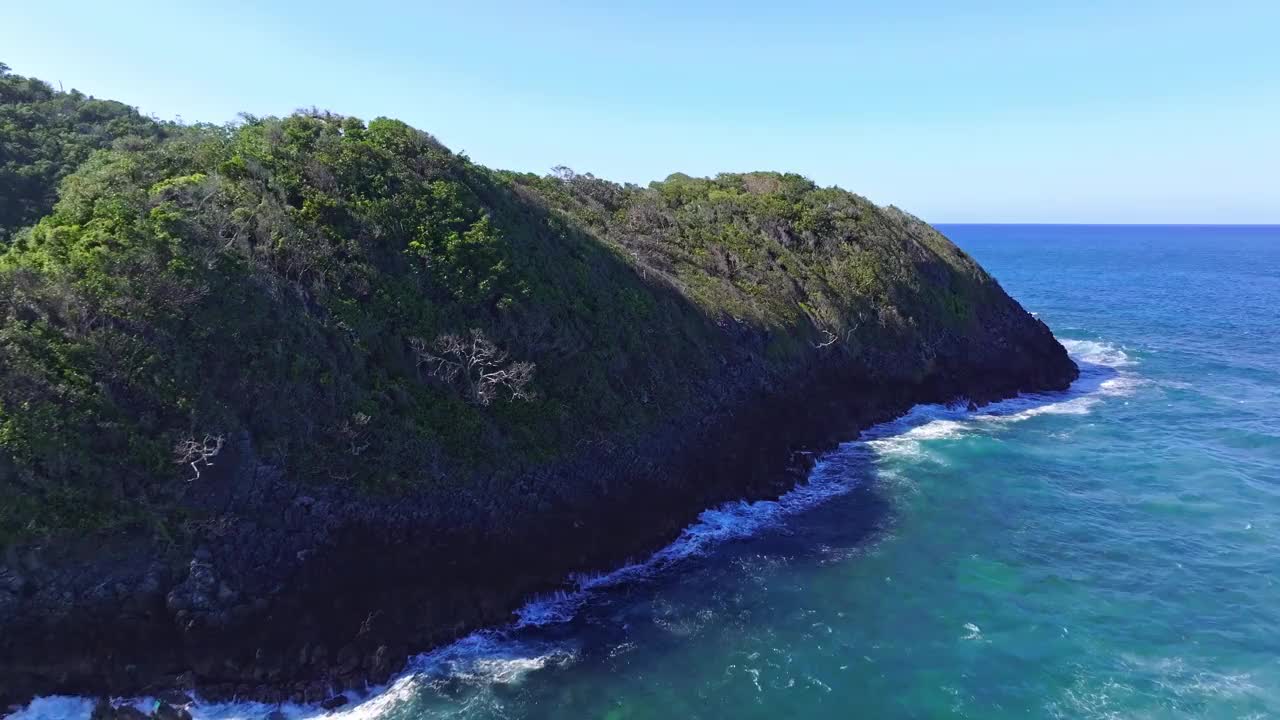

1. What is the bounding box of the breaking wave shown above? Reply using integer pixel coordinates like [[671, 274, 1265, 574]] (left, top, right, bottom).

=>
[[864, 338, 1139, 458]]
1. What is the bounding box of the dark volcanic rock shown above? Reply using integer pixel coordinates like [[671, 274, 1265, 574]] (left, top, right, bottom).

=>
[[90, 698, 114, 720], [153, 701, 192, 720], [114, 706, 148, 720], [155, 691, 194, 708], [320, 695, 349, 711]]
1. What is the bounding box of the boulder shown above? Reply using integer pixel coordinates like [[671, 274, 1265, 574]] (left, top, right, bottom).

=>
[[154, 701, 193, 720], [320, 695, 349, 711], [90, 698, 115, 720], [156, 690, 194, 706], [114, 706, 148, 720]]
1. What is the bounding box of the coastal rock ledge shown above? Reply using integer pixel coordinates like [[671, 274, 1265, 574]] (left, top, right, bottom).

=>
[[0, 96, 1076, 709]]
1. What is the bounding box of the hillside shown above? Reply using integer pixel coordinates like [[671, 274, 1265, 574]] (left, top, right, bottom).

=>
[[0, 67, 1076, 705], [0, 63, 167, 243]]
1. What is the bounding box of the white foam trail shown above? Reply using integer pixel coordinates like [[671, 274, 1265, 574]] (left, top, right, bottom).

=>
[[409, 632, 575, 686], [866, 337, 1140, 459], [15, 636, 581, 720], [1059, 338, 1136, 368], [514, 445, 874, 629], [9, 336, 1136, 720]]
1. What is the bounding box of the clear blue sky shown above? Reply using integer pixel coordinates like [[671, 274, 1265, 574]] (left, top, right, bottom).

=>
[[3, 1, 1277, 223]]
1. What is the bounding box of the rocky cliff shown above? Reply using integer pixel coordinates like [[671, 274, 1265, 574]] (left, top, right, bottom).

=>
[[0, 76, 1077, 707]]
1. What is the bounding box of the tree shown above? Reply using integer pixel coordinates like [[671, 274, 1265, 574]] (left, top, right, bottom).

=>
[[174, 434, 224, 481], [410, 329, 535, 406]]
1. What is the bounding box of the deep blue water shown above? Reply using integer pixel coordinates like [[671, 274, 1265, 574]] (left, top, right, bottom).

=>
[[16, 225, 1280, 719]]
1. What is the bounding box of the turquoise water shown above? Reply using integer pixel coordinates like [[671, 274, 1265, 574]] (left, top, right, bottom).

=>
[[18, 225, 1280, 719]]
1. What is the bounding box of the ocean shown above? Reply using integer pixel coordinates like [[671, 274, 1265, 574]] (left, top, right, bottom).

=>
[[15, 224, 1280, 719]]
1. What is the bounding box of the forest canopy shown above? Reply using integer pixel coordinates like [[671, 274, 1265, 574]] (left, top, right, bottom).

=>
[[0, 62, 168, 242]]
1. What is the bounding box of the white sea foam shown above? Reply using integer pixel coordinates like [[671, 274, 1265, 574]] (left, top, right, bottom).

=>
[[414, 632, 574, 682], [1048, 654, 1263, 719], [40, 635, 579, 720], [11, 336, 1137, 720], [5, 697, 93, 720], [865, 337, 1141, 459], [1059, 338, 1136, 368]]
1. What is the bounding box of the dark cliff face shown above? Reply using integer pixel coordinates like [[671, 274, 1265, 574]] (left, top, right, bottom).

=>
[[0, 301, 1075, 708], [0, 84, 1077, 707]]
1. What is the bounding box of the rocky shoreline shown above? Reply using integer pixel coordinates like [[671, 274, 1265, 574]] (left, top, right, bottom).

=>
[[0, 308, 1076, 713]]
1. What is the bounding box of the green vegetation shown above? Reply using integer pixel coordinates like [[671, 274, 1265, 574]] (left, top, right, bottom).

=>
[[0, 63, 167, 243], [0, 66, 1008, 543]]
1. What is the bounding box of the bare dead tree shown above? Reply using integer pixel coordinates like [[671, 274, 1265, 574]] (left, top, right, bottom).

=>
[[813, 329, 839, 349], [174, 434, 225, 481], [336, 412, 372, 456], [410, 329, 536, 406]]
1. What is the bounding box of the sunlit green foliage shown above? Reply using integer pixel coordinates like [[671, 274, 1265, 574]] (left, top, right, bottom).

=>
[[0, 63, 167, 243]]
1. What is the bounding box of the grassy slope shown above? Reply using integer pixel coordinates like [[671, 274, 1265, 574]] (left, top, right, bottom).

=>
[[0, 70, 1015, 545]]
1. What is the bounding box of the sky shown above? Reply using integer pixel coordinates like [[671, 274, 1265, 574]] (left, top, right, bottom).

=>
[[3, 1, 1278, 223]]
